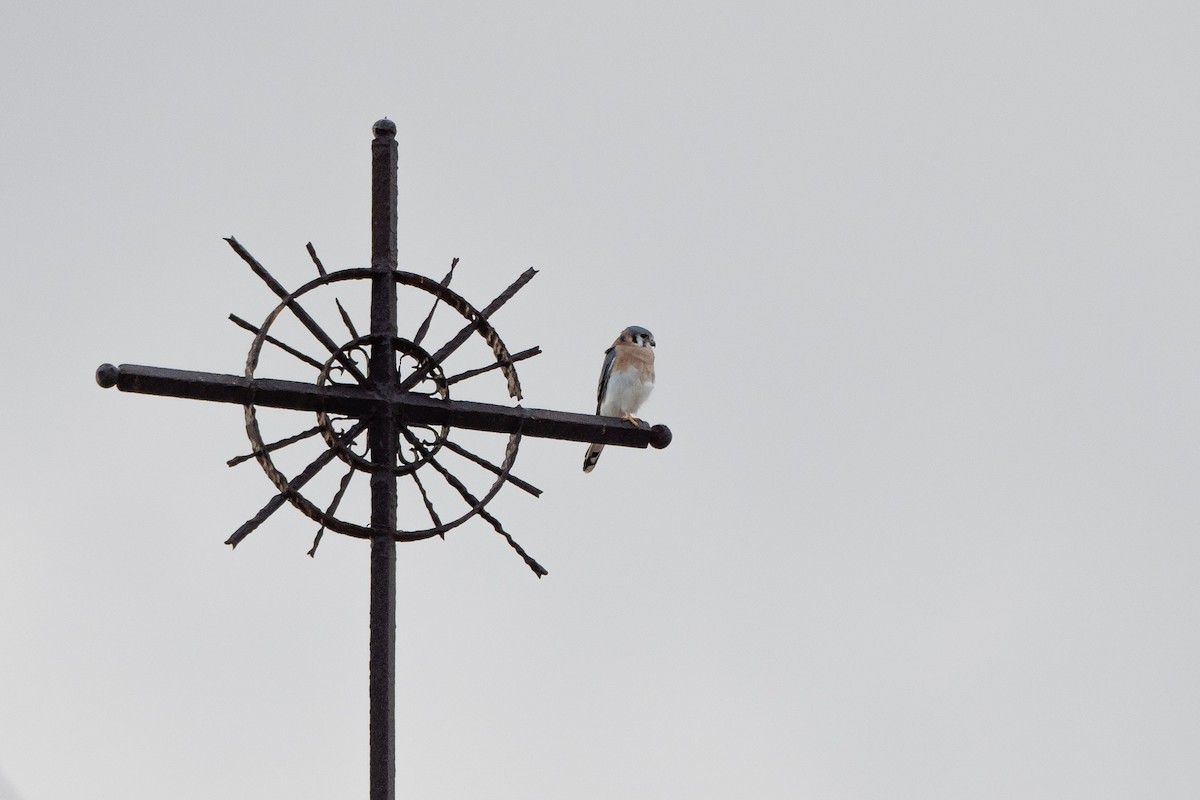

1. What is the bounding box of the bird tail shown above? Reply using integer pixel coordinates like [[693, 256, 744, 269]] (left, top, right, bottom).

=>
[[582, 443, 604, 473]]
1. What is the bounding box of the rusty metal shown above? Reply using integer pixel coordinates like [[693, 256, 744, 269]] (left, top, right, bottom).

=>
[[96, 363, 672, 449], [367, 118, 399, 800], [95, 118, 673, 800]]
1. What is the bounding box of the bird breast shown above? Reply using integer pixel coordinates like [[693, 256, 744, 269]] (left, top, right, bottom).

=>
[[600, 367, 654, 417]]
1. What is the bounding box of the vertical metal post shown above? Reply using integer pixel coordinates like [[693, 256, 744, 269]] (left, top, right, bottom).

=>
[[368, 118, 399, 800]]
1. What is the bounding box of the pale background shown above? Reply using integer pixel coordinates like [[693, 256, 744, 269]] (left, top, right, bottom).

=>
[[2, 2, 1198, 798]]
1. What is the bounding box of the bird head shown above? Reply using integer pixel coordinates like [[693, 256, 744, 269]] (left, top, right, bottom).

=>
[[621, 326, 656, 349]]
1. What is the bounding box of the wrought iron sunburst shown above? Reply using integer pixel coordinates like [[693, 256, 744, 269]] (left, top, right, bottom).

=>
[[221, 237, 548, 573]]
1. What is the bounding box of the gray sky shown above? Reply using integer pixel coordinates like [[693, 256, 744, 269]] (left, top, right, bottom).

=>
[[3, 2, 1198, 798]]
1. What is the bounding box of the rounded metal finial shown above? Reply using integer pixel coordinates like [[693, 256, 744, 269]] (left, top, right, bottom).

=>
[[96, 363, 120, 388], [373, 118, 396, 137], [650, 424, 673, 449]]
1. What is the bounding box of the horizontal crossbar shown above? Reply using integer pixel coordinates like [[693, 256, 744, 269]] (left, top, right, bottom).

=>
[[96, 363, 672, 449]]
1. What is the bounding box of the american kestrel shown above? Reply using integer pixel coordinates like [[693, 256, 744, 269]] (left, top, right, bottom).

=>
[[583, 325, 656, 473]]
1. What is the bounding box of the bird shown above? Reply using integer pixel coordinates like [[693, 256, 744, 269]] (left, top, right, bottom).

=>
[[583, 325, 656, 473]]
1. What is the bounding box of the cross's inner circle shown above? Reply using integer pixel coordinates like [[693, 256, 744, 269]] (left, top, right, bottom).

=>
[[316, 334, 450, 476]]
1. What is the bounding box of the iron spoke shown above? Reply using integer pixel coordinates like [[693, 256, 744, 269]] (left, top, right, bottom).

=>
[[442, 346, 542, 388], [226, 237, 369, 385], [227, 417, 371, 548], [440, 438, 542, 497], [408, 468, 444, 535], [398, 426, 546, 577], [229, 314, 326, 370], [227, 422, 325, 467], [398, 267, 537, 395], [309, 463, 357, 557], [336, 298, 360, 341], [412, 257, 458, 348], [306, 241, 328, 277]]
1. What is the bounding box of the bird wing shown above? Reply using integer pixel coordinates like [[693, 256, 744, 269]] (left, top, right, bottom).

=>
[[595, 345, 617, 413]]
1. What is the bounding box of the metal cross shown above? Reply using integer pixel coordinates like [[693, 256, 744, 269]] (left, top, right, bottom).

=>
[[95, 119, 671, 800]]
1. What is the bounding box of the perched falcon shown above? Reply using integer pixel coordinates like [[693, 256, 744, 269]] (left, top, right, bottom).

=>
[[583, 325, 656, 473]]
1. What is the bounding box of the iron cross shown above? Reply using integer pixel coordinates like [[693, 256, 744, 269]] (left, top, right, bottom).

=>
[[95, 119, 670, 800]]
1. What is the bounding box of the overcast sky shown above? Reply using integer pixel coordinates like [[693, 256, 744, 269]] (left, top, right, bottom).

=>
[[2, 2, 1198, 798]]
